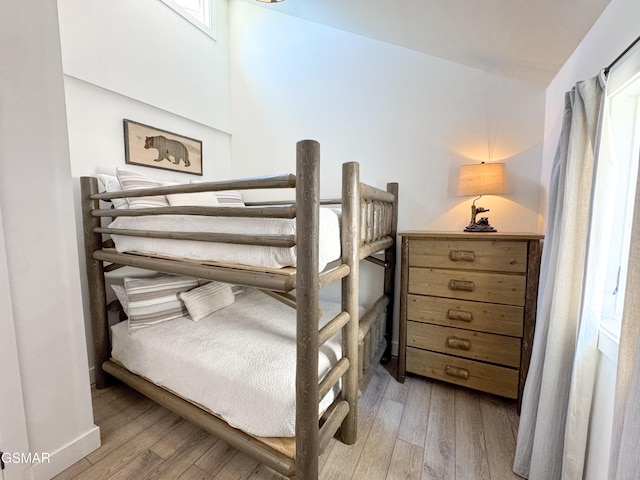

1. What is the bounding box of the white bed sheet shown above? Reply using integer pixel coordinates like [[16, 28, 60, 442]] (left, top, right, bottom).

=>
[[108, 207, 341, 271], [111, 288, 343, 438]]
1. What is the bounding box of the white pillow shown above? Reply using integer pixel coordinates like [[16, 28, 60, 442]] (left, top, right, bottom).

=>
[[178, 281, 235, 321], [167, 191, 220, 207], [96, 173, 129, 209], [116, 168, 170, 209], [124, 275, 199, 332], [111, 284, 129, 315]]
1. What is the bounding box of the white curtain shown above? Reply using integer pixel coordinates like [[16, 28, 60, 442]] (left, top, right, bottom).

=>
[[513, 76, 606, 480], [563, 74, 615, 478]]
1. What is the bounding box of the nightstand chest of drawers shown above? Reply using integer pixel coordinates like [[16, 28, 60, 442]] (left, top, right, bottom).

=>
[[397, 232, 543, 405]]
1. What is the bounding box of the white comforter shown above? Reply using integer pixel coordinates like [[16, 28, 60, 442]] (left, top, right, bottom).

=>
[[111, 288, 342, 438], [108, 208, 341, 270]]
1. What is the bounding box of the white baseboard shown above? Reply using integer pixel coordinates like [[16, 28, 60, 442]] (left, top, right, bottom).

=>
[[31, 425, 100, 480]]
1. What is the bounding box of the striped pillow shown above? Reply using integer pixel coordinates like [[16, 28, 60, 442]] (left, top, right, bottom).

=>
[[215, 190, 245, 207], [178, 281, 235, 321], [117, 168, 170, 209], [124, 275, 199, 333], [189, 181, 244, 207]]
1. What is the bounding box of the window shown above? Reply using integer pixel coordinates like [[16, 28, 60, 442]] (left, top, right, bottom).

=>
[[174, 0, 211, 28], [159, 0, 216, 39], [596, 47, 640, 357], [599, 90, 639, 340]]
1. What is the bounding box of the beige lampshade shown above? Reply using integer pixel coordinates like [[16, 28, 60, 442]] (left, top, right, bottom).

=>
[[457, 162, 507, 196]]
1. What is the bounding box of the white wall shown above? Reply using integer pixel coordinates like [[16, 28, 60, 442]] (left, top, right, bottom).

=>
[[57, 0, 233, 376], [0, 210, 31, 480], [541, 0, 640, 477], [58, 0, 233, 180], [0, 1, 100, 478], [58, 0, 230, 132], [229, 0, 546, 350], [230, 2, 545, 234]]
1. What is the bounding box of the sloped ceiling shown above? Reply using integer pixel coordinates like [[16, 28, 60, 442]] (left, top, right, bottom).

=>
[[242, 0, 612, 86]]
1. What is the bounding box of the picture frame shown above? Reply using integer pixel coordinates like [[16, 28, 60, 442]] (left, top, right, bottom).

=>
[[123, 119, 203, 176]]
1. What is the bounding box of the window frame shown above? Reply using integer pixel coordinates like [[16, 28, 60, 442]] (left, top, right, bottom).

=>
[[597, 49, 640, 361], [159, 0, 217, 40]]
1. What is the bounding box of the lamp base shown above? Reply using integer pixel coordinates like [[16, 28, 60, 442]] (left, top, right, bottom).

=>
[[464, 216, 497, 232], [464, 223, 497, 232]]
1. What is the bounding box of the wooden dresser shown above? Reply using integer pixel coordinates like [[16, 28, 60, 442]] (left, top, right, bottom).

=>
[[397, 231, 543, 405]]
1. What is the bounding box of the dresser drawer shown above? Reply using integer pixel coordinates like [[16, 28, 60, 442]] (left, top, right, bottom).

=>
[[409, 268, 526, 306], [406, 347, 519, 399], [407, 321, 521, 367], [407, 294, 523, 337], [409, 239, 528, 273]]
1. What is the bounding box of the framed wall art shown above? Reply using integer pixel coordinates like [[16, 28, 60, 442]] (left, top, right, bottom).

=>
[[123, 119, 203, 175]]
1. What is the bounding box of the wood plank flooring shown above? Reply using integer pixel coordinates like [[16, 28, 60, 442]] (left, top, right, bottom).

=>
[[54, 363, 522, 480]]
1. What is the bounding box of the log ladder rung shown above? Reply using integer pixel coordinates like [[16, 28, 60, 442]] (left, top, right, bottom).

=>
[[318, 357, 350, 402], [319, 400, 350, 453], [319, 311, 350, 346], [319, 264, 350, 289]]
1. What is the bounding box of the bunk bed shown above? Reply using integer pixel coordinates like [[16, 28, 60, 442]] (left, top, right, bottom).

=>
[[80, 139, 399, 479]]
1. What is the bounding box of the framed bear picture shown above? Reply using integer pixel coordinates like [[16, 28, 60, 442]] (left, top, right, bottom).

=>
[[123, 119, 203, 176]]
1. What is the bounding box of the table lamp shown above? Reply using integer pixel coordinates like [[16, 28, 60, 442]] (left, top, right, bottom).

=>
[[457, 162, 507, 232]]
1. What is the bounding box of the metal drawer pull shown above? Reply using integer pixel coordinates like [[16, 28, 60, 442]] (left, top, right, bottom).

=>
[[449, 250, 475, 262], [445, 365, 469, 380], [449, 279, 475, 291], [447, 309, 473, 322], [446, 336, 471, 350]]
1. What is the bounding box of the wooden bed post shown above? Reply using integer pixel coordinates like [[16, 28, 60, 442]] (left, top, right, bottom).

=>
[[80, 177, 110, 389], [383, 182, 399, 362], [295, 140, 321, 479], [341, 161, 360, 445], [397, 235, 409, 383]]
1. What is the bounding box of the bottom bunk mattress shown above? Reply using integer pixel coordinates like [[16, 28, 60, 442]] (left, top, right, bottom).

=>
[[110, 287, 343, 438]]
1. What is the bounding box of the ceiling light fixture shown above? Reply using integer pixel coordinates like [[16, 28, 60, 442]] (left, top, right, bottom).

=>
[[256, 0, 284, 3]]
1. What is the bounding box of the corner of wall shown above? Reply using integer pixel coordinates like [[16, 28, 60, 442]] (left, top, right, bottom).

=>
[[31, 427, 101, 480]]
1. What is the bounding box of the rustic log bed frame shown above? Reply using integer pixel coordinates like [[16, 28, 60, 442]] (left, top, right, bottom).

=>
[[80, 140, 399, 479]]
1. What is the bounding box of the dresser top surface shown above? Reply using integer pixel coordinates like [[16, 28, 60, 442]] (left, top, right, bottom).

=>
[[399, 231, 544, 240]]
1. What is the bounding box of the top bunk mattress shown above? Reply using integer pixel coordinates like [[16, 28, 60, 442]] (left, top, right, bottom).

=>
[[110, 287, 343, 438], [107, 207, 341, 271]]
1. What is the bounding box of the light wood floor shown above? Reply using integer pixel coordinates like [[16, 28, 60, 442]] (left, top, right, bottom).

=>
[[54, 363, 522, 480]]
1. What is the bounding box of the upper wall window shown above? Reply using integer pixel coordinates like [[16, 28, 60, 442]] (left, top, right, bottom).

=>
[[159, 0, 216, 39]]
